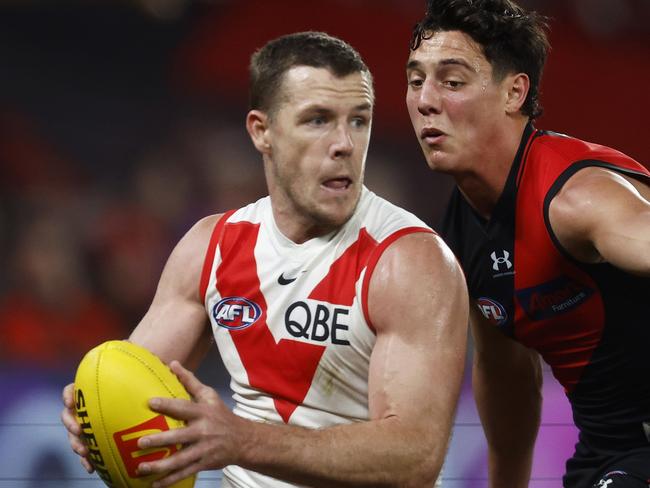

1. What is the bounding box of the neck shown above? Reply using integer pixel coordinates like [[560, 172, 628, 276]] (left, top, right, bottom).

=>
[[455, 118, 529, 219], [263, 167, 336, 245], [271, 204, 337, 244]]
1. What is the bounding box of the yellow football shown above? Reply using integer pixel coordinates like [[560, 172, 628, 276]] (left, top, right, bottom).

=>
[[74, 340, 196, 488]]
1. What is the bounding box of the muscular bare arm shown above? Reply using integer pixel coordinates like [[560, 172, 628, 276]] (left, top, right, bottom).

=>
[[128, 214, 221, 368], [60, 214, 221, 470], [137, 232, 469, 487], [470, 307, 542, 488], [549, 167, 650, 275]]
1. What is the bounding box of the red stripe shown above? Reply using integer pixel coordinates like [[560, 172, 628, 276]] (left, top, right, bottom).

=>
[[308, 228, 378, 306], [216, 221, 326, 423], [361, 227, 434, 333], [199, 210, 235, 303], [513, 135, 607, 392]]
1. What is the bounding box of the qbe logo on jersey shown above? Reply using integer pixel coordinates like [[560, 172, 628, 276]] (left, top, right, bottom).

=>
[[213, 296, 262, 330], [477, 297, 508, 326]]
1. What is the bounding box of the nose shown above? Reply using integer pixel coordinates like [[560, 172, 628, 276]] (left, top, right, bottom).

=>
[[330, 124, 354, 159], [418, 81, 442, 116]]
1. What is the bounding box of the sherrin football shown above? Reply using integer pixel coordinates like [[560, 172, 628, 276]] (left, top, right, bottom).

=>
[[74, 340, 196, 488]]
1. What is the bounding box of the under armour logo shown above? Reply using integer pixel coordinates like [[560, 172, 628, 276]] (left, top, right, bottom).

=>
[[491, 250, 512, 271], [596, 471, 628, 487]]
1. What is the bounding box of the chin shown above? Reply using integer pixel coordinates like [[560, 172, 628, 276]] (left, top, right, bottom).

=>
[[425, 151, 456, 174], [313, 201, 357, 230], [320, 209, 354, 229]]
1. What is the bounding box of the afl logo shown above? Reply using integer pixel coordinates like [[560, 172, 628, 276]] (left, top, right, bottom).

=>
[[213, 297, 261, 330], [477, 297, 508, 326]]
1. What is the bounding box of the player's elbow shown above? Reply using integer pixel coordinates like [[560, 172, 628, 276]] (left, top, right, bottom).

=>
[[371, 442, 443, 487], [398, 455, 442, 488], [378, 415, 448, 487], [393, 435, 445, 488]]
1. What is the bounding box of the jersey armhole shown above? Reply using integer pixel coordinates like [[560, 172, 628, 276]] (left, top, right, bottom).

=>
[[361, 227, 435, 334], [199, 210, 236, 303], [542, 160, 650, 264]]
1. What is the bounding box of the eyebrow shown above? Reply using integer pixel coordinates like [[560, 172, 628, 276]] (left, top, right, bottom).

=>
[[440, 58, 476, 72], [406, 57, 477, 73], [406, 59, 422, 71], [353, 102, 373, 112], [298, 103, 373, 120], [302, 103, 372, 113]]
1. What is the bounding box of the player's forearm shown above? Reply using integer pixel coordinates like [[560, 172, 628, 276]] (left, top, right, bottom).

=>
[[473, 358, 541, 488], [235, 415, 445, 487]]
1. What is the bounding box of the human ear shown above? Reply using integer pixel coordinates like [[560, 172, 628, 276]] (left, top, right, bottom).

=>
[[505, 73, 530, 114], [246, 110, 271, 154]]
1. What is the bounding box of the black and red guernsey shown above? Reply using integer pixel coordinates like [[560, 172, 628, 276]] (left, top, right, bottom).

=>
[[441, 123, 650, 487]]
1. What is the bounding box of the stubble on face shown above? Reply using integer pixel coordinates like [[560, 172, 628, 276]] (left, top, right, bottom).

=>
[[265, 67, 373, 242]]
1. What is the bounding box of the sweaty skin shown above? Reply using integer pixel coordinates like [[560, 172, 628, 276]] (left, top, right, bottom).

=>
[[407, 26, 650, 488], [406, 31, 529, 219], [406, 30, 540, 488], [63, 65, 469, 488]]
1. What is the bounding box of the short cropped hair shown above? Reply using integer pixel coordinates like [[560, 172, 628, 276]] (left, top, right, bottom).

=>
[[411, 0, 549, 119], [249, 31, 373, 115]]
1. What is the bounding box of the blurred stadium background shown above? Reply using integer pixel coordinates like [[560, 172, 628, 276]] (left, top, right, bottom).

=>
[[0, 0, 648, 486]]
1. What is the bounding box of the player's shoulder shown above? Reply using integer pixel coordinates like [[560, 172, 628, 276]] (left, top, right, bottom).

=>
[[356, 188, 458, 275], [165, 213, 227, 277], [356, 188, 431, 240], [180, 195, 271, 248], [366, 229, 467, 334], [183, 213, 225, 247], [383, 230, 460, 274], [534, 129, 631, 165], [359, 188, 422, 220], [553, 166, 644, 218], [148, 213, 228, 304], [365, 232, 463, 316]]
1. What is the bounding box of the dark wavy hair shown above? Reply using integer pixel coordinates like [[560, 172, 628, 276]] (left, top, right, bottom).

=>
[[249, 31, 373, 116], [411, 0, 549, 119]]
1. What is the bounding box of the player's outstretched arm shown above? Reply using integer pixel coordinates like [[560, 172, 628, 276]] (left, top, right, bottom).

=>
[[136, 231, 469, 488], [60, 214, 220, 471], [549, 166, 650, 276], [470, 307, 542, 488]]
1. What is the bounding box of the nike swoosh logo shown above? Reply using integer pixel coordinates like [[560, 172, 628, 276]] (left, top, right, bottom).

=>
[[277, 273, 297, 285]]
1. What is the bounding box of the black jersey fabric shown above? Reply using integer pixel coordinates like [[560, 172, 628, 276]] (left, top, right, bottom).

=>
[[441, 123, 650, 488]]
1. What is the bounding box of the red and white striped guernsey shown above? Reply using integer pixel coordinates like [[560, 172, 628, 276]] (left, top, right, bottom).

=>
[[200, 187, 432, 487]]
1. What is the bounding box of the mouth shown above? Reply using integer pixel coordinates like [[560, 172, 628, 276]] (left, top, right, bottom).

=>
[[321, 176, 353, 192], [420, 127, 446, 145]]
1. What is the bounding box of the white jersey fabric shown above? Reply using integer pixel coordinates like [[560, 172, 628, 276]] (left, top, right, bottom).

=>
[[201, 187, 432, 488]]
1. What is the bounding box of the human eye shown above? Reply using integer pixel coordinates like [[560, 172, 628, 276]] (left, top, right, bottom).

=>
[[407, 75, 424, 89], [350, 115, 369, 129], [307, 115, 327, 127], [407, 68, 426, 88], [442, 79, 465, 89]]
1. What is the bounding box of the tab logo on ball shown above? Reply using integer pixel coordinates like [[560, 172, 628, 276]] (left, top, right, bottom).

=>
[[113, 414, 178, 478]]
